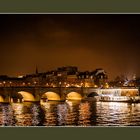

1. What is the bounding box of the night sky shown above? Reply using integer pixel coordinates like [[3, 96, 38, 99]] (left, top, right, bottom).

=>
[[0, 14, 140, 80]]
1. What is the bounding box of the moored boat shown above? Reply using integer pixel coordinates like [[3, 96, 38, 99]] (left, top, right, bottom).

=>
[[99, 95, 140, 103]]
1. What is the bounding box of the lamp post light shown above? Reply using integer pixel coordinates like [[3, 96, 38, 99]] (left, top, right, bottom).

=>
[[3, 81, 6, 87], [59, 81, 62, 96], [81, 82, 84, 96], [9, 81, 12, 87], [46, 83, 49, 87], [22, 82, 26, 87], [34, 81, 37, 87], [59, 82, 62, 87], [64, 82, 67, 88], [28, 82, 31, 86]]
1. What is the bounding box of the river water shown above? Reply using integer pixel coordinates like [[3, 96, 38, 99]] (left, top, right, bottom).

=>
[[0, 100, 140, 126]]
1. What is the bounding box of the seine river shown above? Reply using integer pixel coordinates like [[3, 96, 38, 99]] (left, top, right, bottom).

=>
[[0, 100, 140, 126]]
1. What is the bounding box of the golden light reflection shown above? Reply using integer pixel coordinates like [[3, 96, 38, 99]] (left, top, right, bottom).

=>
[[0, 96, 4, 102], [12, 103, 24, 115], [78, 102, 91, 126], [65, 101, 79, 126], [11, 103, 32, 126], [41, 102, 58, 126], [96, 102, 137, 126]]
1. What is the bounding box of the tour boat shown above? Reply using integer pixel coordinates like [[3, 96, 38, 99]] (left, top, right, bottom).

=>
[[99, 95, 140, 103]]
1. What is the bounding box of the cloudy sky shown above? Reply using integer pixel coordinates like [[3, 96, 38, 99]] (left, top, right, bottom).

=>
[[0, 14, 140, 79]]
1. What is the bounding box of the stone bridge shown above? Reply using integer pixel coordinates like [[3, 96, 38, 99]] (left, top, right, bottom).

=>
[[0, 86, 99, 103], [0, 86, 139, 103]]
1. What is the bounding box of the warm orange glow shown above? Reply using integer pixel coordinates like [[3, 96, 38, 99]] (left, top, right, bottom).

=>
[[0, 96, 4, 102], [41, 92, 61, 101], [94, 85, 98, 88], [18, 91, 35, 102], [66, 92, 82, 100], [99, 88, 139, 99]]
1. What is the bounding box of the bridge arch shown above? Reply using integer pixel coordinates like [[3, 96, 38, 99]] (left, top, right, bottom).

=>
[[0, 95, 4, 102], [0, 94, 10, 103], [66, 92, 82, 100], [18, 91, 35, 102], [41, 91, 61, 101], [87, 92, 99, 97]]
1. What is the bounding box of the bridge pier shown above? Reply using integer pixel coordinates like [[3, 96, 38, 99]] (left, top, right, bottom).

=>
[[59, 88, 67, 101]]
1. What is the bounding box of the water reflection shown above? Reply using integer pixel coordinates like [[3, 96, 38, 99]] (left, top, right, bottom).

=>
[[57, 100, 80, 126], [0, 103, 15, 126], [12, 102, 33, 126], [41, 101, 58, 126], [0, 101, 140, 126], [30, 103, 44, 126], [78, 102, 91, 126], [11, 102, 44, 126], [96, 102, 140, 126], [65, 101, 79, 126]]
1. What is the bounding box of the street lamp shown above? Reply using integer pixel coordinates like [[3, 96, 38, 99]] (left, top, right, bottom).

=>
[[9, 81, 12, 87], [3, 81, 6, 87], [46, 83, 49, 87], [59, 82, 62, 87], [28, 82, 31, 86], [22, 82, 26, 86], [34, 81, 37, 87]]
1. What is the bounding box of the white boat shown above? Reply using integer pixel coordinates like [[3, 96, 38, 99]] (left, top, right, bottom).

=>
[[99, 95, 140, 103]]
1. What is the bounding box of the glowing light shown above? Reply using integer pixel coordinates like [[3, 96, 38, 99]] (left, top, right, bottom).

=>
[[66, 92, 82, 100], [0, 96, 4, 102], [18, 91, 35, 102], [105, 83, 109, 88], [78, 102, 91, 126], [85, 82, 90, 87], [18, 75, 23, 78], [75, 84, 81, 87], [22, 82, 26, 86], [94, 85, 98, 88], [65, 100, 73, 106], [66, 84, 70, 87], [42, 102, 57, 126], [28, 82, 31, 85], [12, 103, 24, 115], [41, 92, 61, 101]]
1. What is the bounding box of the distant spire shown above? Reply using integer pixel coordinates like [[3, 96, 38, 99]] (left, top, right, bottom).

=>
[[36, 66, 38, 74]]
